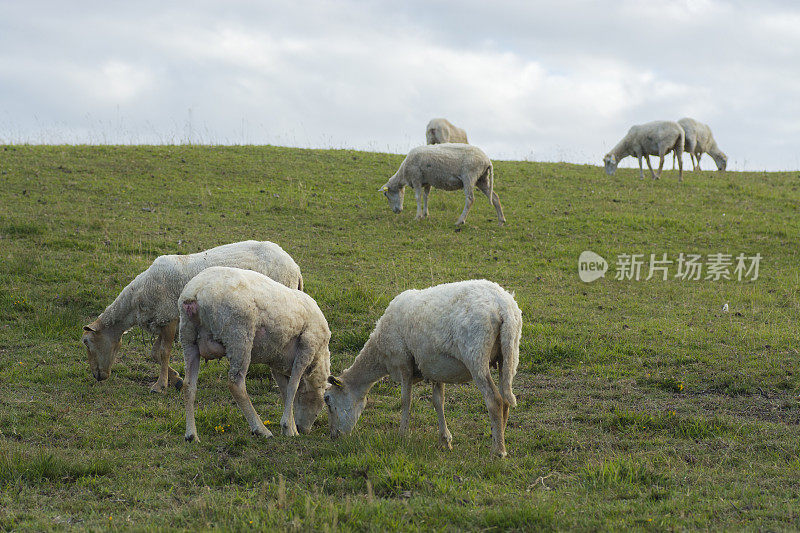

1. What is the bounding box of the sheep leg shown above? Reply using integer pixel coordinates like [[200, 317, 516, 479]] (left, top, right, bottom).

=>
[[271, 371, 297, 427], [272, 370, 289, 402], [693, 152, 701, 171], [150, 320, 182, 393], [413, 186, 424, 220], [637, 156, 644, 179], [163, 320, 183, 389], [227, 340, 272, 438], [455, 183, 475, 226], [279, 338, 315, 437], [476, 178, 505, 226], [399, 372, 413, 435], [645, 156, 656, 179], [228, 377, 272, 438], [422, 185, 431, 218], [149, 327, 169, 393], [497, 358, 511, 430], [656, 154, 665, 180], [431, 382, 452, 450], [473, 371, 507, 458], [183, 342, 201, 442]]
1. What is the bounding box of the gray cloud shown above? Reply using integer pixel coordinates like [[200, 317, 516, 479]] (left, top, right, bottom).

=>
[[1, 0, 798, 169]]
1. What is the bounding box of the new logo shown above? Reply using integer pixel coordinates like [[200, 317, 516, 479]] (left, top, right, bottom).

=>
[[578, 251, 608, 282]]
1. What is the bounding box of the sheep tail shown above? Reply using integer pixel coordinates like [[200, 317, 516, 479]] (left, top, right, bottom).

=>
[[499, 303, 521, 407]]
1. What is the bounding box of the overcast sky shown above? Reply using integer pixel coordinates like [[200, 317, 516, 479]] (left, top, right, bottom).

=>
[[2, 1, 799, 170]]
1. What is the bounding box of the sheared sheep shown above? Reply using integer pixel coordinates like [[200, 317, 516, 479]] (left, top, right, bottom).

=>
[[81, 241, 303, 393], [324, 279, 521, 458], [380, 143, 505, 226], [676, 117, 727, 171], [180, 266, 330, 441], [603, 120, 685, 181], [426, 118, 468, 145]]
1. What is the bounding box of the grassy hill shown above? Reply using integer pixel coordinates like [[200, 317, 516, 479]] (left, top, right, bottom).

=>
[[0, 145, 799, 530]]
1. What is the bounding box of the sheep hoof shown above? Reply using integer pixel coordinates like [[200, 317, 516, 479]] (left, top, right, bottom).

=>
[[149, 382, 167, 394], [439, 438, 453, 451], [281, 423, 298, 437], [174, 378, 184, 391], [185, 434, 199, 443], [492, 448, 507, 458], [252, 428, 273, 439]]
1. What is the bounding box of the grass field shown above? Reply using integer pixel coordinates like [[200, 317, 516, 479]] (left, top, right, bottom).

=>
[[0, 144, 799, 531]]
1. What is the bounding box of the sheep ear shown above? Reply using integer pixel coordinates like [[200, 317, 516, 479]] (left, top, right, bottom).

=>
[[328, 376, 344, 388], [83, 324, 96, 333], [378, 185, 388, 192]]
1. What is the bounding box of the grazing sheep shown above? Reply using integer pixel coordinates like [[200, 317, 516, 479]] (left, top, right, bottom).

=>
[[81, 241, 303, 393], [426, 118, 468, 145], [380, 144, 505, 226], [603, 120, 685, 181], [675, 117, 727, 171], [180, 266, 331, 441], [324, 279, 521, 457]]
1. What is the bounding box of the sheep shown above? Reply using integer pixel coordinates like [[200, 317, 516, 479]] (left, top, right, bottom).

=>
[[180, 266, 331, 441], [603, 120, 685, 181], [674, 117, 728, 171], [324, 279, 522, 458], [426, 118, 468, 145], [379, 143, 505, 226], [81, 240, 304, 393]]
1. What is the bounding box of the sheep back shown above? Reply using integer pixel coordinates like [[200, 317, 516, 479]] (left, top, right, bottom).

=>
[[101, 240, 302, 332], [180, 266, 330, 381], [395, 144, 491, 190], [426, 118, 468, 144], [368, 279, 520, 391], [624, 120, 684, 156]]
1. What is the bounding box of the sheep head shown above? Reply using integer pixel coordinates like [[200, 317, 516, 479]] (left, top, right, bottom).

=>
[[82, 321, 121, 381], [380, 181, 405, 214], [292, 378, 326, 434], [324, 375, 367, 439], [711, 151, 727, 171], [603, 154, 618, 176]]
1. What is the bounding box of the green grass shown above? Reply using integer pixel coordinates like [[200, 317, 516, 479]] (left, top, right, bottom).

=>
[[0, 144, 799, 530]]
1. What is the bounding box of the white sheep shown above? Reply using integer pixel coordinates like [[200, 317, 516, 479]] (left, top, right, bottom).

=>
[[380, 143, 505, 226], [675, 117, 728, 171], [324, 279, 522, 458], [81, 240, 303, 393], [426, 118, 468, 145], [180, 266, 331, 441], [603, 120, 685, 181]]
